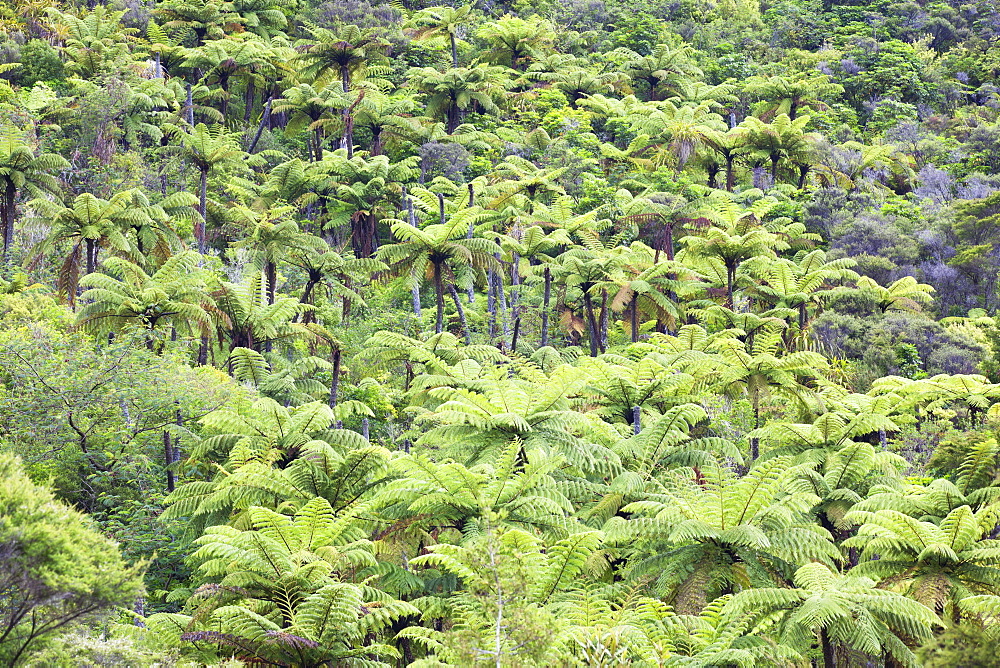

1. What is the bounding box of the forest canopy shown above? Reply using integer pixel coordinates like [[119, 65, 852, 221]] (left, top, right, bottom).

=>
[[1, 0, 1000, 665]]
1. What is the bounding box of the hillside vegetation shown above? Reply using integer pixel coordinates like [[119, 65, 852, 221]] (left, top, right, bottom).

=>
[[2, 0, 1000, 665]]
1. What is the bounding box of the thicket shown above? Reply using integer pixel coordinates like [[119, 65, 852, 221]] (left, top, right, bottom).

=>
[[1, 0, 1000, 665]]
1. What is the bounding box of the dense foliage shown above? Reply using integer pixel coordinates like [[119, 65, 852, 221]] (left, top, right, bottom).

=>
[[1, 0, 1000, 665]]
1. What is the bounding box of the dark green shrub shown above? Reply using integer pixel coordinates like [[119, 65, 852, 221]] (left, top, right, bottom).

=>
[[18, 39, 64, 87]]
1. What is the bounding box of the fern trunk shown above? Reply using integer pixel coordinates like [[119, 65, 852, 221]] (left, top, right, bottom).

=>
[[248, 98, 271, 154], [598, 289, 608, 352], [466, 186, 475, 304], [265, 261, 277, 305], [197, 168, 208, 254], [540, 266, 551, 347], [448, 282, 470, 344], [582, 287, 599, 357], [1, 180, 14, 260], [85, 238, 97, 275], [329, 346, 342, 425], [631, 294, 639, 343], [342, 276, 353, 327], [163, 430, 175, 492], [433, 261, 445, 334], [487, 263, 497, 339], [821, 628, 835, 668], [407, 199, 422, 317], [726, 263, 736, 308]]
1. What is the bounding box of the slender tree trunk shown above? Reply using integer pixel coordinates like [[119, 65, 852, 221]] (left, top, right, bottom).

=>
[[197, 336, 208, 366], [407, 199, 422, 317], [220, 77, 231, 120], [300, 275, 319, 321], [448, 283, 470, 344], [186, 82, 194, 125], [511, 316, 520, 352], [265, 261, 276, 305], [631, 294, 639, 343], [85, 238, 97, 275], [244, 80, 255, 124], [345, 112, 354, 159], [314, 127, 323, 161], [341, 66, 350, 93], [725, 154, 736, 192], [198, 168, 208, 254], [328, 345, 342, 419], [632, 406, 642, 435], [510, 252, 520, 319], [598, 289, 609, 352], [342, 277, 352, 327], [1, 184, 14, 260], [727, 264, 736, 307], [487, 263, 497, 339], [433, 262, 445, 334], [493, 243, 509, 341], [707, 163, 720, 189], [163, 430, 175, 492], [450, 33, 458, 68], [751, 393, 761, 460], [821, 628, 835, 668], [582, 289, 600, 357], [797, 163, 810, 189], [466, 187, 476, 304], [540, 266, 551, 347]]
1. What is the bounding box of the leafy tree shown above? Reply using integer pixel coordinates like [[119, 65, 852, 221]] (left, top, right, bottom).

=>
[[621, 43, 702, 102], [17, 39, 64, 86], [0, 129, 67, 261], [714, 332, 827, 459], [227, 0, 287, 39], [210, 271, 313, 354], [856, 275, 935, 313], [152, 497, 417, 666], [475, 15, 555, 71], [76, 252, 217, 347], [31, 191, 138, 298], [844, 504, 1000, 619], [272, 83, 347, 161], [409, 66, 505, 134], [742, 73, 844, 121], [740, 114, 818, 186], [0, 454, 144, 666], [407, 523, 604, 665], [164, 395, 389, 529], [163, 123, 248, 253], [182, 35, 279, 121], [608, 457, 840, 613], [229, 203, 321, 305], [295, 23, 389, 93], [0, 324, 231, 508], [679, 214, 783, 307], [322, 151, 419, 259], [154, 0, 239, 46], [407, 5, 471, 68], [379, 206, 493, 335], [726, 562, 940, 668]]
